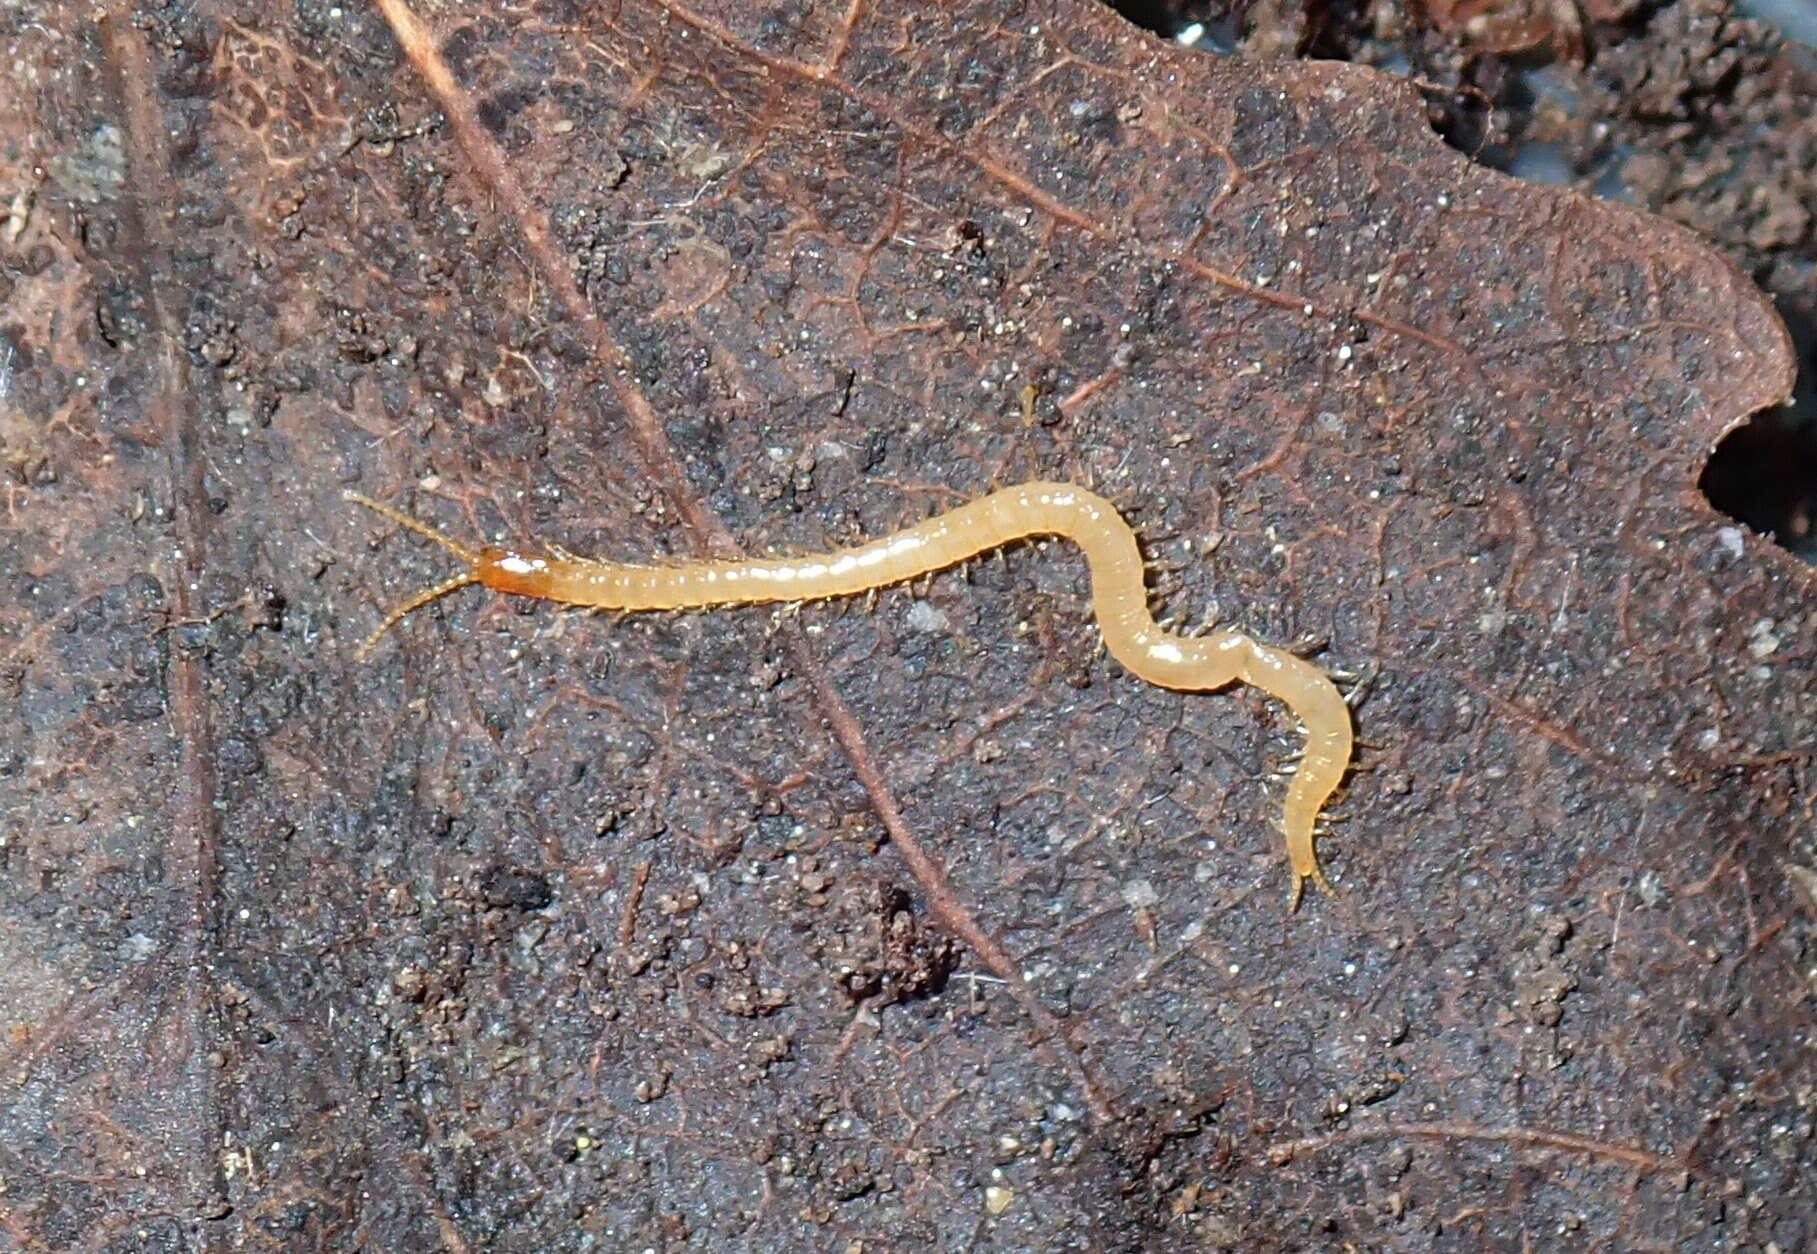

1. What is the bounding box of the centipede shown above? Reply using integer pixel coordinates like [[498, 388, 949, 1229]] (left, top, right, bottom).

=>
[[346, 482, 1354, 906]]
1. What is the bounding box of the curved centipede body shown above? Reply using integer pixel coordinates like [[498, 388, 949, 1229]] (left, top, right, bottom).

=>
[[346, 482, 1355, 907]]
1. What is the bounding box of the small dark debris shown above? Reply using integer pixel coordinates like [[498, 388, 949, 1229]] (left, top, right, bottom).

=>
[[839, 884, 961, 1006], [479, 865, 553, 911]]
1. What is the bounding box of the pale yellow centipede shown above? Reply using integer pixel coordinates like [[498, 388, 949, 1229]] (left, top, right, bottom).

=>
[[346, 482, 1354, 906]]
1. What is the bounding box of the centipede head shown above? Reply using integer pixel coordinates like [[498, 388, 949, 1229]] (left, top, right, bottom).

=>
[[344, 490, 483, 658]]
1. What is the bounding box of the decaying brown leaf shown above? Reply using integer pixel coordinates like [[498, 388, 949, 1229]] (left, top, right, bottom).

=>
[[0, 1, 1808, 1248]]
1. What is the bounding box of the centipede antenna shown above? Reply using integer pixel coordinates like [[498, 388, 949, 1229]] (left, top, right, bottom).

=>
[[357, 570, 481, 659], [344, 491, 490, 659], [344, 490, 481, 565]]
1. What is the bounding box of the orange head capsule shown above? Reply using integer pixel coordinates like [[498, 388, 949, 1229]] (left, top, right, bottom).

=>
[[472, 548, 555, 598]]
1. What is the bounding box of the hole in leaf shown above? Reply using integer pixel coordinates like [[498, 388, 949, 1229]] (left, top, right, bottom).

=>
[[1701, 271, 1817, 564], [1701, 402, 1817, 563]]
